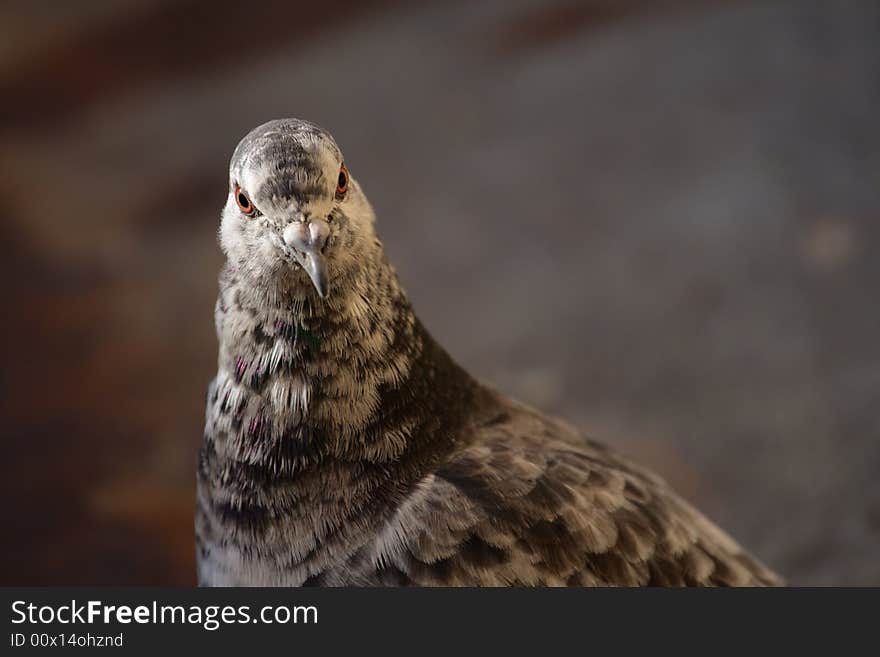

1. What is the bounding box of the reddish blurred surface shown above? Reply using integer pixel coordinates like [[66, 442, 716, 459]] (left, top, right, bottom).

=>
[[1, 0, 878, 585]]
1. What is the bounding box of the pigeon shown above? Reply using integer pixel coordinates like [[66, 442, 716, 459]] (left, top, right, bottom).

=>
[[196, 118, 782, 587]]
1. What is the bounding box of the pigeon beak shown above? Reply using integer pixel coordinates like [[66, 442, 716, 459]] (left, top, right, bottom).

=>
[[282, 217, 331, 298], [299, 250, 329, 298]]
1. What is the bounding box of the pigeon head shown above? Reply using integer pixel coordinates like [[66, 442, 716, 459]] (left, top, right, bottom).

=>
[[220, 118, 376, 299]]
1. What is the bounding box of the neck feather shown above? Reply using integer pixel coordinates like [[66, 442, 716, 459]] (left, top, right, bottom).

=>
[[206, 244, 482, 477]]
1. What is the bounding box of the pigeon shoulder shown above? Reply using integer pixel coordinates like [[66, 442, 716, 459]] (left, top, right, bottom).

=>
[[369, 394, 783, 587]]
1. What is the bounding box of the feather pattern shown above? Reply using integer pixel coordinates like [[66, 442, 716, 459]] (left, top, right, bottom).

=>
[[196, 119, 782, 587]]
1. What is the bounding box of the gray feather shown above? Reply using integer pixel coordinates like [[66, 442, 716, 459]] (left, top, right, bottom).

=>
[[196, 118, 782, 587]]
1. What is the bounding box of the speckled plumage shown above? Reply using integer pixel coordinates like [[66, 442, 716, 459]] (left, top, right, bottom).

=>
[[196, 118, 782, 587]]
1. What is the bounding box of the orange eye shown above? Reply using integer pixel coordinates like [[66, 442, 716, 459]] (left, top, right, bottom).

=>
[[234, 184, 256, 216], [336, 163, 349, 197]]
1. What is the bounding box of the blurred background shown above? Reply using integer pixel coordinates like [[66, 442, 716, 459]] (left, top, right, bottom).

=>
[[1, 0, 878, 585]]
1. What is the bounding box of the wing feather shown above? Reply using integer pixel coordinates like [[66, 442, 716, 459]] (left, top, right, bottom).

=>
[[369, 398, 782, 587]]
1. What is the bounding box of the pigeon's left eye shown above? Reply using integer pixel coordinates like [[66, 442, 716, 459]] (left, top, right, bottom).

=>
[[336, 164, 349, 198], [234, 185, 256, 216]]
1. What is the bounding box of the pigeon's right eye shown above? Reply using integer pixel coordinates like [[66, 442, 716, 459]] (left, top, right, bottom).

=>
[[234, 185, 256, 216]]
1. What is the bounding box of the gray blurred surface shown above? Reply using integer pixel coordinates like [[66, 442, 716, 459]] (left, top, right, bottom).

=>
[[1, 0, 878, 584]]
